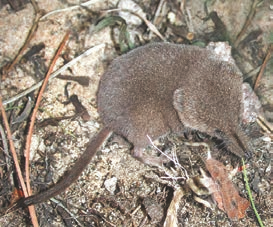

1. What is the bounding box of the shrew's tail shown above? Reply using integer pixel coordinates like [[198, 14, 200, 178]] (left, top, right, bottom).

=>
[[16, 127, 111, 207]]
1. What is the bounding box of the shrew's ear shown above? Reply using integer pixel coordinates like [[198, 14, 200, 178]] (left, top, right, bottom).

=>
[[173, 88, 184, 113]]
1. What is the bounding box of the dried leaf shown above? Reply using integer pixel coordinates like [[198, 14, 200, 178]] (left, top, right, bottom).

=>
[[205, 157, 250, 220]]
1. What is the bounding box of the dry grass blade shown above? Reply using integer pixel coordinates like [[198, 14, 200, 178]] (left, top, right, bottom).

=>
[[126, 9, 166, 41], [40, 0, 102, 20]]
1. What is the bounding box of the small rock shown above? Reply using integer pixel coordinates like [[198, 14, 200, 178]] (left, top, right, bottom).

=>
[[104, 177, 118, 194]]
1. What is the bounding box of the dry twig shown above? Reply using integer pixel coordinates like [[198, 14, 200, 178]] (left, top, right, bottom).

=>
[[4, 10, 43, 73], [0, 97, 38, 226], [24, 31, 70, 197], [234, 0, 264, 47], [146, 135, 189, 180], [254, 44, 273, 90]]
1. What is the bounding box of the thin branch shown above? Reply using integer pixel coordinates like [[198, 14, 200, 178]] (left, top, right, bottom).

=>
[[234, 0, 263, 47], [24, 31, 70, 196], [0, 97, 38, 226], [149, 0, 165, 40], [0, 97, 28, 196], [257, 115, 273, 134], [254, 44, 273, 90], [5, 13, 42, 73], [146, 135, 189, 180]]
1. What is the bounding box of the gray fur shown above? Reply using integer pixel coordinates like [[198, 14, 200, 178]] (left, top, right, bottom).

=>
[[98, 42, 250, 158]]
